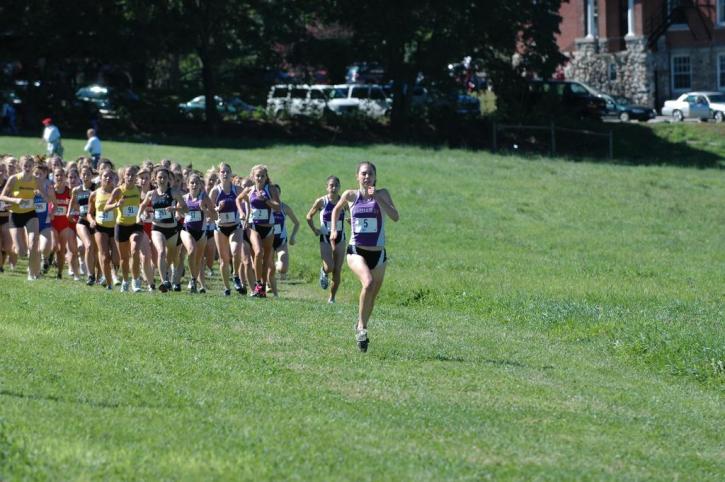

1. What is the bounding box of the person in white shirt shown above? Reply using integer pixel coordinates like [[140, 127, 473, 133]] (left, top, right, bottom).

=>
[[41, 118, 63, 157], [83, 128, 102, 168]]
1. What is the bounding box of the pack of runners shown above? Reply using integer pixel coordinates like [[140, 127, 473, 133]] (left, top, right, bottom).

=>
[[0, 155, 398, 351]]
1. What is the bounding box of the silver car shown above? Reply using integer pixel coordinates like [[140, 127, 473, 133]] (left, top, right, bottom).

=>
[[661, 92, 725, 122]]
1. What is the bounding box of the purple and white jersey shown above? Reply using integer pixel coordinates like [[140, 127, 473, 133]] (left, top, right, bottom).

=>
[[273, 209, 287, 240], [248, 185, 274, 225], [184, 191, 205, 230], [320, 195, 344, 235], [215, 186, 238, 225], [349, 190, 384, 247]]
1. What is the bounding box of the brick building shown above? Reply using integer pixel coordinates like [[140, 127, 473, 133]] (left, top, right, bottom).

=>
[[557, 0, 725, 108]]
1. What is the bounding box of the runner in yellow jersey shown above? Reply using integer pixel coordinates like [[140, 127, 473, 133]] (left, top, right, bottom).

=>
[[87, 168, 116, 290], [105, 165, 155, 292], [0, 155, 53, 279]]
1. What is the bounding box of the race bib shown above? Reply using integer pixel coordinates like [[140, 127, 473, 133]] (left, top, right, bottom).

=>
[[19, 199, 33, 209], [250, 208, 269, 222], [79, 205, 89, 215], [352, 217, 377, 234], [96, 210, 113, 223], [274, 224, 282, 234], [54, 205, 67, 216], [218, 211, 237, 224], [185, 210, 202, 223], [324, 220, 343, 232], [34, 202, 47, 213], [122, 205, 139, 217], [154, 208, 172, 221]]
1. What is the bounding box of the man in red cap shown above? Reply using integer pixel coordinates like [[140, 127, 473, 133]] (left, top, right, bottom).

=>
[[41, 117, 63, 157]]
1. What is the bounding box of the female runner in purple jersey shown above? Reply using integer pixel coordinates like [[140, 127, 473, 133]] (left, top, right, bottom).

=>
[[236, 164, 280, 298], [181, 173, 214, 293], [306, 175, 346, 304], [331, 162, 398, 352], [209, 162, 243, 296]]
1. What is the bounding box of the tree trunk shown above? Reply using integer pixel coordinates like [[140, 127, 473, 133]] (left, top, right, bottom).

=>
[[200, 50, 219, 136]]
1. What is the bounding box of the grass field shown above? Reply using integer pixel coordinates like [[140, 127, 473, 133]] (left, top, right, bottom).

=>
[[1, 135, 723, 480]]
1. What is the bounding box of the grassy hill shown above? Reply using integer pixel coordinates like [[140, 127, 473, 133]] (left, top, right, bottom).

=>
[[1, 136, 723, 480]]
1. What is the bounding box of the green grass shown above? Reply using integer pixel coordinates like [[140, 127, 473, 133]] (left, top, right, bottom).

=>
[[1, 135, 723, 480]]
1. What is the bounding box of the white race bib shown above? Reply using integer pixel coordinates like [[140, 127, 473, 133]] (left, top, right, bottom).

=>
[[34, 202, 47, 213], [19, 199, 33, 209], [154, 208, 172, 221], [96, 211, 113, 223], [324, 220, 343, 232], [218, 211, 237, 224], [185, 210, 202, 223], [250, 208, 269, 222], [122, 205, 139, 217], [79, 205, 89, 215], [274, 224, 282, 234], [352, 217, 377, 234], [54, 205, 67, 216]]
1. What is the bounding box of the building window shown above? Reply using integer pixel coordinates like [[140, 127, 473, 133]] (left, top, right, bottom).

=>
[[672, 56, 691, 91], [585, 0, 599, 38], [718, 0, 725, 26], [609, 63, 617, 80], [719, 55, 725, 89]]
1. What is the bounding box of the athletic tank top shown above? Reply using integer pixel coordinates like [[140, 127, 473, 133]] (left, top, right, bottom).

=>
[[0, 180, 8, 214], [76, 183, 95, 217], [34, 190, 50, 228], [249, 185, 273, 225], [52, 187, 71, 218], [94, 189, 116, 228], [320, 195, 344, 235], [11, 176, 36, 213], [273, 208, 286, 240], [215, 185, 238, 225], [349, 190, 384, 247], [117, 185, 141, 226], [151, 188, 175, 224], [184, 191, 205, 230]]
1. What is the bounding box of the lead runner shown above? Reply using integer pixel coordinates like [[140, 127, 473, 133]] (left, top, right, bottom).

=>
[[330, 161, 399, 352]]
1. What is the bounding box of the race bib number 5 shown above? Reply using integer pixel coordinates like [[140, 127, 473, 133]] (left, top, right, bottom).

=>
[[352, 217, 377, 234]]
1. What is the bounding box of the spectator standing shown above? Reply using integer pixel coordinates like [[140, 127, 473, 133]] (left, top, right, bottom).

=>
[[83, 129, 102, 168], [41, 118, 63, 157]]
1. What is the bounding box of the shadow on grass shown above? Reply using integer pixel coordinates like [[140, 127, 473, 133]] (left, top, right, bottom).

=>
[[24, 114, 724, 168]]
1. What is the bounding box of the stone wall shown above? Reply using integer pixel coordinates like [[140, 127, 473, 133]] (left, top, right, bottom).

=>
[[565, 36, 655, 106]]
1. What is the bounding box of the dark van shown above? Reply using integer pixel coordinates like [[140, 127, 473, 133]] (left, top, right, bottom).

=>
[[527, 80, 607, 120]]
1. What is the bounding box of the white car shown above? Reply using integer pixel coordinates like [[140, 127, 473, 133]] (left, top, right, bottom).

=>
[[326, 84, 391, 118], [266, 84, 331, 117], [661, 91, 725, 122]]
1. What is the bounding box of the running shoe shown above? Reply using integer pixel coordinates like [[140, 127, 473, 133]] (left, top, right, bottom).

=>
[[233, 276, 242, 293], [99, 276, 106, 286], [79, 261, 87, 276], [199, 287, 206, 294], [42, 258, 49, 274], [172, 283, 181, 292], [86, 275, 96, 286], [319, 267, 329, 290], [56, 272, 62, 280], [355, 329, 369, 352], [132, 278, 142, 293], [158, 281, 169, 293], [251, 283, 266, 298], [239, 284, 247, 295], [113, 274, 121, 286], [27, 273, 36, 281], [190, 279, 197, 294], [328, 299, 335, 304], [120, 281, 129, 292], [106, 284, 113, 291], [148, 283, 156, 292], [224, 288, 231, 296], [187, 280, 193, 290], [0, 266, 4, 273]]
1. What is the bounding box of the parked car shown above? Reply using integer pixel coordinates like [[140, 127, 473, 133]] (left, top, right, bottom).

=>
[[661, 92, 725, 122], [75, 84, 140, 118], [326, 84, 390, 118], [178, 95, 227, 119], [527, 80, 607, 120], [407, 85, 480, 117], [601, 94, 656, 122], [266, 84, 331, 117]]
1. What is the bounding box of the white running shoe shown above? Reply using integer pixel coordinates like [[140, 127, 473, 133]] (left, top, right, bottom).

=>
[[355, 329, 369, 352], [79, 261, 87, 276], [121, 281, 130, 292], [132, 278, 142, 293]]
